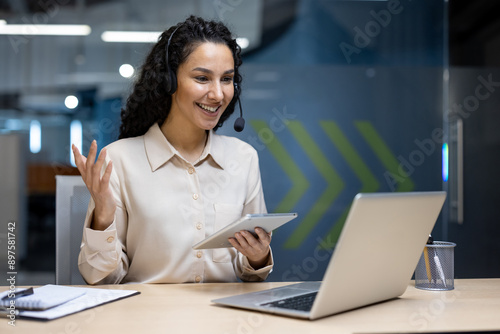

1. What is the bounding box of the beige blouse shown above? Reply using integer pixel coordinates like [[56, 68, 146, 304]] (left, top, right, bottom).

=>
[[78, 123, 273, 284]]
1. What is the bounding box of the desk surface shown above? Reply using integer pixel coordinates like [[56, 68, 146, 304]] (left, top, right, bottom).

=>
[[1, 279, 500, 334]]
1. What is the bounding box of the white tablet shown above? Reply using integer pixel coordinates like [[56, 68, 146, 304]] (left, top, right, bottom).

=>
[[192, 213, 298, 249]]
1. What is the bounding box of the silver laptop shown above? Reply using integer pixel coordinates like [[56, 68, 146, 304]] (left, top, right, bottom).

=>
[[212, 191, 447, 320]]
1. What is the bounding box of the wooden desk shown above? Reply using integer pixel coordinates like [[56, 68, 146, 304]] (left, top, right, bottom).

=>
[[1, 279, 500, 334]]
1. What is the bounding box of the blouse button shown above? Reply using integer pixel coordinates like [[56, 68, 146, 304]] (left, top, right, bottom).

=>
[[192, 193, 199, 200], [196, 251, 202, 258], [195, 275, 202, 283], [188, 167, 195, 174], [196, 223, 202, 230], [106, 236, 114, 243]]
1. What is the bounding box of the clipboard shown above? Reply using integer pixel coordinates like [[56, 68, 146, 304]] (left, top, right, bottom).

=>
[[1, 285, 140, 321]]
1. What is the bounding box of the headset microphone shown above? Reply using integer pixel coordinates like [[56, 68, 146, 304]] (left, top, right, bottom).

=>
[[233, 83, 245, 132], [233, 97, 245, 132]]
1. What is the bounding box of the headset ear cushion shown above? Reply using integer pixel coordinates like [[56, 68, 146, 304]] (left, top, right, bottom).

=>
[[166, 70, 177, 95]]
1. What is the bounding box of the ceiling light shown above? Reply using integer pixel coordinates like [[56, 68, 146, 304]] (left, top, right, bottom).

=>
[[236, 37, 249, 49], [101, 31, 161, 43], [119, 64, 135, 78], [70, 120, 82, 167], [65, 95, 79, 109], [30, 120, 41, 154], [0, 24, 91, 36]]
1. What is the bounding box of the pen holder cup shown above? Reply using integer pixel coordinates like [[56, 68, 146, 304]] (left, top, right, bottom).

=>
[[415, 241, 456, 291]]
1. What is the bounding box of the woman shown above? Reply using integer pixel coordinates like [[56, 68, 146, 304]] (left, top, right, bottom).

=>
[[72, 16, 273, 284]]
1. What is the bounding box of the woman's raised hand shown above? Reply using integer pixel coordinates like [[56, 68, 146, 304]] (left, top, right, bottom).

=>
[[72, 140, 116, 231]]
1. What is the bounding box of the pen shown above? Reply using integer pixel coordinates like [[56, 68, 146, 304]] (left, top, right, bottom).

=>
[[433, 250, 447, 288], [1, 287, 34, 301], [423, 235, 433, 282]]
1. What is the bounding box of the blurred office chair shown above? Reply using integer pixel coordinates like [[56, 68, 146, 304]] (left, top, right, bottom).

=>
[[55, 175, 89, 285]]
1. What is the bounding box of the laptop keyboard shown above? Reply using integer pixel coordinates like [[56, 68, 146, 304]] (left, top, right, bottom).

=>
[[261, 291, 318, 311]]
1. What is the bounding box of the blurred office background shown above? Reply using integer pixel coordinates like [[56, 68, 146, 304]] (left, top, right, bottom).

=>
[[0, 0, 498, 285]]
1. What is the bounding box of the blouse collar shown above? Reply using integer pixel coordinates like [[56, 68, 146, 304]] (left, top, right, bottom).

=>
[[144, 123, 225, 172]]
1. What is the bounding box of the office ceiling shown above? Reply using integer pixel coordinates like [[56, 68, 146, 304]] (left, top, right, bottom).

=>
[[0, 0, 113, 13], [0, 0, 301, 114], [0, 1, 252, 112], [0, 0, 498, 115]]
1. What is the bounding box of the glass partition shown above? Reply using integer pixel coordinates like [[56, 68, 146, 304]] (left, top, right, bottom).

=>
[[0, 0, 446, 283]]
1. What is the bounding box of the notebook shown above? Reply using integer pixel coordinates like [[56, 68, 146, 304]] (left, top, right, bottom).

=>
[[212, 191, 447, 320], [0, 285, 85, 310]]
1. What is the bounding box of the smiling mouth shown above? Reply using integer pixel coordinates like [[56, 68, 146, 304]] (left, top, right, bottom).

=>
[[196, 102, 220, 113]]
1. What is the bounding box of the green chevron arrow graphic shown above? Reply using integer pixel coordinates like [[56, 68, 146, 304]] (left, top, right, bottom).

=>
[[321, 121, 380, 193], [250, 120, 309, 213], [318, 120, 380, 248], [355, 121, 415, 192], [250, 119, 414, 251], [283, 121, 344, 249]]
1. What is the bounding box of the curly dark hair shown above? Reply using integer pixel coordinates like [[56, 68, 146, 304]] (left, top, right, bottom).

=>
[[118, 15, 243, 139]]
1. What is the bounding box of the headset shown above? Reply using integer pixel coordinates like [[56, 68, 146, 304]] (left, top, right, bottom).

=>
[[165, 25, 245, 132]]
